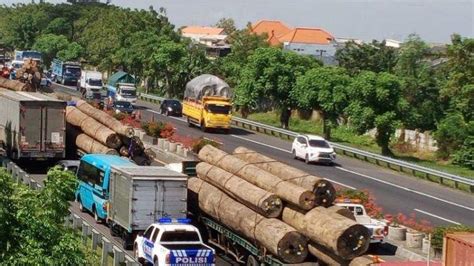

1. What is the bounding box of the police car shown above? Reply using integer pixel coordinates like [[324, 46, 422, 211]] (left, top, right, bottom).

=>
[[134, 218, 215, 265]]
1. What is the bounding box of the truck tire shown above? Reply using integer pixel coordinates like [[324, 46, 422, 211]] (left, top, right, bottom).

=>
[[246, 255, 258, 266], [153, 256, 159, 266], [200, 122, 207, 132], [93, 206, 102, 223], [186, 117, 193, 127]]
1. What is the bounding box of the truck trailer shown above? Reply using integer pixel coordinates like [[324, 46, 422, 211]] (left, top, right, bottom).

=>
[[108, 165, 188, 249], [0, 89, 66, 160]]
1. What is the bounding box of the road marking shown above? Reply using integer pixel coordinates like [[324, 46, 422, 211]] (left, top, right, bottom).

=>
[[230, 135, 356, 189], [414, 209, 461, 225], [231, 134, 292, 154], [337, 167, 474, 212]]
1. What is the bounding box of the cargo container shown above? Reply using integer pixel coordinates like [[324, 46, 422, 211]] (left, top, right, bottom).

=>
[[443, 232, 474, 265], [0, 89, 66, 160], [107, 164, 188, 249]]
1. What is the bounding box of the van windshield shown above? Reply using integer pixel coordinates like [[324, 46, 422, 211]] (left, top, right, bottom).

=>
[[206, 104, 231, 115], [309, 140, 330, 148], [77, 161, 105, 188]]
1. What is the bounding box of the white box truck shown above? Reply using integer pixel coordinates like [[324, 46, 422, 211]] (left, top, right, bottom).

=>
[[107, 165, 188, 249], [79, 70, 105, 102]]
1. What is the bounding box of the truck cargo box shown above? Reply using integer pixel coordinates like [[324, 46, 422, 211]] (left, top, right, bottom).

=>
[[108, 165, 188, 233], [0, 89, 66, 160], [443, 232, 474, 265]]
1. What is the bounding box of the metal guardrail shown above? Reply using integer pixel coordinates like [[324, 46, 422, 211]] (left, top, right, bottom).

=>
[[0, 160, 139, 266], [139, 92, 474, 192]]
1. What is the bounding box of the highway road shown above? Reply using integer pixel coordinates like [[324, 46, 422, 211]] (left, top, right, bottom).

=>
[[51, 83, 474, 227]]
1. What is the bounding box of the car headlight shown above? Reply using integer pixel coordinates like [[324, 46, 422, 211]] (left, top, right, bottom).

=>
[[167, 107, 172, 111]]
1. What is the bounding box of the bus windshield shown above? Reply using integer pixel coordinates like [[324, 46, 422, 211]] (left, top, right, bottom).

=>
[[206, 104, 231, 115]]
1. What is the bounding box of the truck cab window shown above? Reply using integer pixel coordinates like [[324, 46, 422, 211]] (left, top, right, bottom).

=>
[[355, 207, 364, 216]]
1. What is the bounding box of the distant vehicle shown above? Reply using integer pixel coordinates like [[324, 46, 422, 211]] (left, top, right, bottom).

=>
[[160, 99, 182, 116], [79, 70, 103, 99], [113, 100, 134, 115], [335, 198, 388, 244], [107, 83, 137, 104], [134, 219, 215, 266], [75, 154, 188, 249], [14, 50, 42, 63], [183, 74, 232, 133], [51, 59, 81, 85], [0, 90, 66, 160], [291, 134, 336, 164], [56, 160, 80, 174], [106, 71, 137, 104]]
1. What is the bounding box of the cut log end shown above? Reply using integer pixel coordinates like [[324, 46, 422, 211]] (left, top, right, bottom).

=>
[[106, 134, 123, 149], [337, 224, 371, 259], [277, 231, 309, 264], [125, 128, 135, 138], [261, 195, 283, 218], [313, 179, 337, 207], [299, 191, 316, 210]]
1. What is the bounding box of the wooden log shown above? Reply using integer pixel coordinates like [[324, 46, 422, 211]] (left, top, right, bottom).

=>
[[282, 207, 370, 259], [188, 177, 308, 264], [76, 100, 134, 137], [196, 162, 283, 218], [233, 147, 336, 207], [198, 145, 315, 210], [308, 242, 350, 265], [327, 205, 356, 221], [75, 133, 119, 155], [66, 106, 122, 149], [0, 77, 28, 91]]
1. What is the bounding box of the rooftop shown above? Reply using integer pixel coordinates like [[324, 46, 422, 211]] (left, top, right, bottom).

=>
[[181, 26, 225, 36], [279, 27, 334, 45], [251, 20, 292, 39]]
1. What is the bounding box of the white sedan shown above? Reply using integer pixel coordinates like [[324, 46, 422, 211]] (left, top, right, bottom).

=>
[[291, 134, 336, 164]]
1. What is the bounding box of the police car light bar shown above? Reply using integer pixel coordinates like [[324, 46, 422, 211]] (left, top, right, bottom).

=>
[[158, 218, 191, 224]]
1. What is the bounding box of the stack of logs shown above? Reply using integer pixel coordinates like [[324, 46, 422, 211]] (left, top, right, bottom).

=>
[[0, 58, 42, 92], [66, 100, 153, 165], [188, 145, 374, 265]]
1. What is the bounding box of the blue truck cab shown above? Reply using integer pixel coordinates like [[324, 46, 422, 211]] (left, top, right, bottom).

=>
[[75, 154, 135, 221]]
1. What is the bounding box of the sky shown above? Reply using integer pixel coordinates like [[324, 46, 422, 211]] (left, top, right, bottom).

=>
[[1, 0, 472, 43]]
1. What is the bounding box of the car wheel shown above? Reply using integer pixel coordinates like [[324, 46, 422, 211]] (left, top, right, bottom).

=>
[[305, 154, 310, 164], [93, 206, 102, 223], [134, 244, 145, 265], [77, 197, 85, 212], [292, 149, 297, 159], [165, 110, 169, 116]]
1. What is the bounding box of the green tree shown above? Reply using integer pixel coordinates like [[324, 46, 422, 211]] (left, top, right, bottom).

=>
[[0, 167, 97, 264], [293, 66, 351, 139], [346, 71, 403, 155], [335, 40, 398, 75], [44, 17, 72, 37], [236, 47, 319, 127], [434, 113, 471, 159], [214, 17, 237, 35], [439, 34, 474, 121], [395, 34, 443, 130], [32, 33, 69, 67]]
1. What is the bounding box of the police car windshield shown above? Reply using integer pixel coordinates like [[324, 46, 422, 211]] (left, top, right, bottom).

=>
[[160, 231, 200, 242]]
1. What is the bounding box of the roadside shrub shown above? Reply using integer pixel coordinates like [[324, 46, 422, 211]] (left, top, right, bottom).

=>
[[113, 112, 126, 121], [453, 136, 474, 169], [431, 224, 474, 249], [160, 123, 175, 138], [336, 189, 383, 218], [192, 137, 221, 153], [141, 121, 175, 138]]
